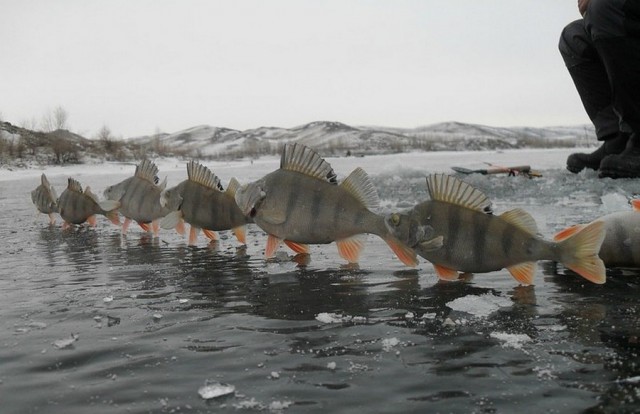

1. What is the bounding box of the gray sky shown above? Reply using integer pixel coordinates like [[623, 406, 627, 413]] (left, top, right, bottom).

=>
[[1, 0, 587, 138]]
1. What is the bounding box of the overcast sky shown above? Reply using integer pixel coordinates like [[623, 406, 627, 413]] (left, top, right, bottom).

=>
[[1, 1, 587, 138]]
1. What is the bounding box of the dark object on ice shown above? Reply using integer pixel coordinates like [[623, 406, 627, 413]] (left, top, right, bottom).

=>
[[451, 164, 540, 177], [566, 132, 629, 173], [559, 0, 640, 176], [598, 133, 640, 178]]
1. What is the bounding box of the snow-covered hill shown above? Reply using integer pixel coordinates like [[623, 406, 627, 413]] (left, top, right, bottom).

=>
[[128, 121, 594, 159]]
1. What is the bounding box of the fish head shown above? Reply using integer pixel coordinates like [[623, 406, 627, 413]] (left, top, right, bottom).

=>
[[234, 179, 267, 218], [159, 185, 183, 210], [103, 181, 127, 201], [385, 212, 438, 248]]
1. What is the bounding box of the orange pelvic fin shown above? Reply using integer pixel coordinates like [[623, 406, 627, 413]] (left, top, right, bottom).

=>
[[284, 240, 309, 254], [336, 235, 365, 264], [189, 226, 200, 246], [87, 215, 97, 227], [122, 218, 131, 234], [553, 224, 585, 242], [266, 234, 283, 258], [48, 213, 56, 225], [232, 225, 247, 245], [632, 199, 640, 211], [384, 236, 418, 267], [152, 220, 160, 237], [106, 210, 120, 226], [433, 264, 459, 280], [137, 221, 151, 232], [203, 229, 218, 241], [507, 261, 536, 285]]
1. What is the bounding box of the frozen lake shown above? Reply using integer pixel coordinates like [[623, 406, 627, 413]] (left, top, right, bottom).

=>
[[1, 148, 639, 413]]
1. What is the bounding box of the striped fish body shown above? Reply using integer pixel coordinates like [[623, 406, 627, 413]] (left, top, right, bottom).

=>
[[235, 143, 417, 265], [103, 160, 169, 224], [31, 174, 58, 215], [386, 174, 605, 284], [110, 176, 169, 223], [251, 169, 386, 244], [401, 199, 555, 273], [598, 211, 640, 267], [58, 178, 117, 225], [172, 180, 248, 231]]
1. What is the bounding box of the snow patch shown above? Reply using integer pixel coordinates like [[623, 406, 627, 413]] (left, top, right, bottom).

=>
[[446, 293, 512, 318], [490, 332, 532, 349]]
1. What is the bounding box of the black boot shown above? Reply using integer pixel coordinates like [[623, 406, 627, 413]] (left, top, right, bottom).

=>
[[566, 132, 629, 173], [599, 133, 640, 178]]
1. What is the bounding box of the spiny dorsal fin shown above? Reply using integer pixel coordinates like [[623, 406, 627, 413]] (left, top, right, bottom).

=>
[[226, 177, 240, 197], [135, 159, 160, 183], [426, 174, 492, 213], [340, 167, 380, 210], [41, 174, 58, 202], [84, 186, 99, 203], [500, 208, 538, 235], [186, 161, 223, 191], [280, 143, 337, 184], [67, 178, 83, 193]]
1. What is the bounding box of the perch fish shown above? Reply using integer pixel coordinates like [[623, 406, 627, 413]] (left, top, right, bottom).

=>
[[31, 173, 59, 224], [555, 199, 640, 268], [58, 177, 120, 228], [159, 161, 250, 245], [234, 143, 417, 266], [103, 159, 171, 236], [385, 174, 606, 284]]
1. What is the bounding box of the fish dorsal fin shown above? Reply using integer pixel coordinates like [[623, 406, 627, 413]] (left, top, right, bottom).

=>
[[84, 186, 99, 203], [340, 167, 380, 210], [426, 174, 492, 213], [500, 208, 538, 235], [280, 143, 337, 184], [41, 174, 58, 201], [135, 159, 160, 183], [226, 177, 240, 197], [186, 161, 223, 191], [67, 178, 83, 193], [632, 199, 640, 211]]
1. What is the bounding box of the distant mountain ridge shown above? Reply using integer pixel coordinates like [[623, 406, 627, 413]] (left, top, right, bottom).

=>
[[129, 120, 595, 159]]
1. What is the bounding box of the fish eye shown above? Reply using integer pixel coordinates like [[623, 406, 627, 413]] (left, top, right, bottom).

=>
[[390, 213, 400, 226]]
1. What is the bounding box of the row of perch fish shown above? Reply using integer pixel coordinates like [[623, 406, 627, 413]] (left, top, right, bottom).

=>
[[32, 143, 640, 285]]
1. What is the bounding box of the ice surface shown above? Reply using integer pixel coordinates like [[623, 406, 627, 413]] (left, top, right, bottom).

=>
[[197, 381, 235, 400], [446, 293, 512, 318], [53, 334, 78, 349], [490, 332, 532, 349]]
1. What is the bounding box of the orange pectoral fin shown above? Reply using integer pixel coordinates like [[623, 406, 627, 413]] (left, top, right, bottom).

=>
[[507, 262, 536, 285], [553, 224, 585, 242], [232, 225, 247, 245], [384, 236, 418, 267], [265, 234, 283, 258], [336, 236, 365, 264], [203, 229, 218, 241], [284, 240, 309, 255], [433, 264, 460, 281]]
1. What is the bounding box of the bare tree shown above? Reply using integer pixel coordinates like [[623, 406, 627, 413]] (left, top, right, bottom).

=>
[[97, 124, 125, 160], [53, 106, 69, 130]]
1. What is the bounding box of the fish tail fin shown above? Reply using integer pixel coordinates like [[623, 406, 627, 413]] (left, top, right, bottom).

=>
[[203, 229, 218, 241], [336, 235, 365, 263], [232, 225, 246, 245], [383, 236, 418, 267], [557, 220, 606, 284], [553, 224, 586, 242]]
